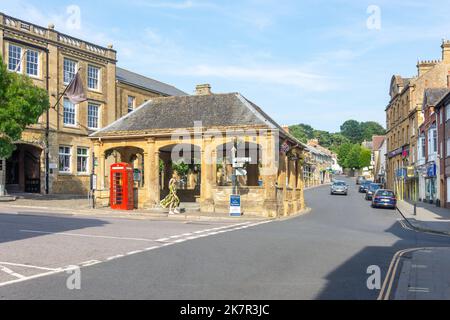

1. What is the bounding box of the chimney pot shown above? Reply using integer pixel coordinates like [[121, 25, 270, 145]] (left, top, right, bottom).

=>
[[195, 84, 212, 95]]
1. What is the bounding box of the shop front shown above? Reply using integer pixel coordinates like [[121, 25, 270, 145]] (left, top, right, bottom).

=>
[[425, 163, 437, 204]]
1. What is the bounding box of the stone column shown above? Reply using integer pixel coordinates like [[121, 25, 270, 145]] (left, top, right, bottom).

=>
[[262, 132, 278, 218], [145, 138, 160, 208], [200, 141, 215, 212]]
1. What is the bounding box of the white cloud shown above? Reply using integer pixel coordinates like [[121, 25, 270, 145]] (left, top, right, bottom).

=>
[[177, 64, 339, 92]]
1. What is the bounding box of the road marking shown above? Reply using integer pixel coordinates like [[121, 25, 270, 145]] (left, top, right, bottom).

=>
[[20, 230, 155, 242], [0, 219, 274, 289], [80, 260, 101, 267], [408, 287, 430, 293], [411, 264, 427, 269], [0, 265, 25, 279], [378, 247, 430, 300], [0, 262, 59, 271]]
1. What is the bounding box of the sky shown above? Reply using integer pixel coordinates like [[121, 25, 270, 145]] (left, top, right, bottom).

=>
[[2, 0, 450, 132]]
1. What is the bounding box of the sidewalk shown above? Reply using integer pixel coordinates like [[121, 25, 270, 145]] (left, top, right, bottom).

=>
[[394, 247, 450, 300], [397, 200, 450, 235], [0, 194, 309, 222]]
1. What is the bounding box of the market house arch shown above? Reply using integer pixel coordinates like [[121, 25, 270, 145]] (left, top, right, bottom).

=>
[[90, 87, 307, 217]]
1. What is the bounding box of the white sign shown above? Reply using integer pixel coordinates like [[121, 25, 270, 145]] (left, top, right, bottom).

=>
[[49, 163, 58, 169]]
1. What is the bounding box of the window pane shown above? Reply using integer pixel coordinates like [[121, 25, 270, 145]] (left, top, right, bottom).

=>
[[63, 99, 76, 125], [59, 146, 71, 172], [88, 65, 99, 90], [128, 96, 135, 113], [8, 44, 22, 72], [77, 148, 88, 172], [64, 58, 76, 84], [26, 50, 39, 76], [88, 103, 99, 129]]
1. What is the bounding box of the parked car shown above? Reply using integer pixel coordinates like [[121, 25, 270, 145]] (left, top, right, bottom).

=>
[[365, 183, 383, 201], [359, 180, 373, 193], [356, 176, 366, 185], [372, 189, 397, 209], [330, 181, 348, 196]]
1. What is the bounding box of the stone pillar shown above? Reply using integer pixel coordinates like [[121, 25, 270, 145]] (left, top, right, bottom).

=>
[[145, 138, 160, 207], [262, 132, 278, 218], [200, 141, 215, 212]]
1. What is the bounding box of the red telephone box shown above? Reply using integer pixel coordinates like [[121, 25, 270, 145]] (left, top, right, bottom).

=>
[[110, 163, 134, 210]]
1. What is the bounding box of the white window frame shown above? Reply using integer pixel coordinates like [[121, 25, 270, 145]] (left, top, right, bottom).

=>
[[8, 44, 22, 73], [63, 98, 77, 127], [127, 96, 135, 113], [63, 58, 77, 85], [26, 49, 39, 77], [59, 146, 72, 173], [76, 147, 89, 174], [87, 102, 100, 130], [87, 65, 100, 91]]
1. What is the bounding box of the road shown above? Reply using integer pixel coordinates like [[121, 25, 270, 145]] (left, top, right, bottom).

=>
[[0, 176, 448, 300]]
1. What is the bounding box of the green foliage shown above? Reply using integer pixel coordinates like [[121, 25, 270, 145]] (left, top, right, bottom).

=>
[[0, 56, 49, 158], [289, 124, 314, 143], [172, 161, 189, 177], [337, 143, 372, 170], [340, 120, 386, 144]]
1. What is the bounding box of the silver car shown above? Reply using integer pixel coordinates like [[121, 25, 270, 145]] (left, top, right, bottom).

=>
[[331, 181, 348, 196]]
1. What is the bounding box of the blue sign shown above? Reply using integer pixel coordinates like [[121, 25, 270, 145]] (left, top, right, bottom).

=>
[[427, 164, 436, 177], [230, 195, 242, 217]]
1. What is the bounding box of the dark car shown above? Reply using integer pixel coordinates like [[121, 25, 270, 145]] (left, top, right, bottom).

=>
[[359, 180, 373, 193], [356, 176, 366, 185], [365, 183, 383, 201], [330, 181, 348, 196], [372, 189, 397, 209]]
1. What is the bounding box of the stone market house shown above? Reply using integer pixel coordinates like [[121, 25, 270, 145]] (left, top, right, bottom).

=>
[[90, 85, 307, 217]]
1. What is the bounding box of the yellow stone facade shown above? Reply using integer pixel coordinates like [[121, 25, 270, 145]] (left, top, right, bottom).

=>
[[0, 13, 177, 195], [386, 41, 450, 201], [91, 128, 306, 218]]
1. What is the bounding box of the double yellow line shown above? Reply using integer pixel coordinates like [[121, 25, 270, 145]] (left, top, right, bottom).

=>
[[378, 247, 427, 300]]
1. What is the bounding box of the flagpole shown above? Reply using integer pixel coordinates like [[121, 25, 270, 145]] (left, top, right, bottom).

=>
[[45, 67, 82, 194]]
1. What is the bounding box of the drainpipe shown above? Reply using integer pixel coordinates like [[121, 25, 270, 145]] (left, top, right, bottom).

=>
[[45, 49, 50, 195]]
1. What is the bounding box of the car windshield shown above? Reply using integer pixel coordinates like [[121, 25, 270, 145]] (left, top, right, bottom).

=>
[[334, 182, 346, 186], [363, 181, 373, 186], [376, 190, 394, 197], [369, 184, 382, 191]]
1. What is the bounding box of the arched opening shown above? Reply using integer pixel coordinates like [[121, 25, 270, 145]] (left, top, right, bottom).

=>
[[103, 146, 145, 190], [216, 141, 263, 187], [6, 143, 43, 194], [159, 144, 201, 203]]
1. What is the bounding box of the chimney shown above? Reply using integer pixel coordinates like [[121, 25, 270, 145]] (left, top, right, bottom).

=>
[[417, 60, 438, 77], [442, 40, 450, 62], [282, 125, 290, 134], [195, 84, 212, 95]]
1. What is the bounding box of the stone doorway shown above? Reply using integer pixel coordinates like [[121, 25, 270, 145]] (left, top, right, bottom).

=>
[[6, 144, 42, 194]]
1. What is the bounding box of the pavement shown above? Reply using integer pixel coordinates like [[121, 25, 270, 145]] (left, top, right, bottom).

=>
[[397, 200, 450, 235], [0, 176, 449, 299]]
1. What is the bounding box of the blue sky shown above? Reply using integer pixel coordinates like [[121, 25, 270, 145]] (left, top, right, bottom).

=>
[[2, 0, 450, 132]]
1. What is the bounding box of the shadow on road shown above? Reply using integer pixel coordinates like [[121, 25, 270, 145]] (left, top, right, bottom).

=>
[[315, 218, 450, 300], [0, 213, 109, 244]]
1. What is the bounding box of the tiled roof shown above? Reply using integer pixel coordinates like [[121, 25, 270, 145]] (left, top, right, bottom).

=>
[[116, 67, 187, 96], [91, 93, 303, 148], [372, 136, 386, 151], [423, 88, 450, 109]]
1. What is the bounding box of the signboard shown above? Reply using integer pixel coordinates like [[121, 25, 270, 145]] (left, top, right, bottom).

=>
[[49, 163, 58, 169], [90, 174, 97, 191], [388, 147, 403, 159], [133, 169, 141, 182], [407, 166, 415, 178], [230, 195, 242, 217], [427, 164, 436, 177], [232, 157, 251, 168]]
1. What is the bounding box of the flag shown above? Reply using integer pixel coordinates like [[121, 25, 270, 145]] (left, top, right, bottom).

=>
[[65, 72, 87, 104]]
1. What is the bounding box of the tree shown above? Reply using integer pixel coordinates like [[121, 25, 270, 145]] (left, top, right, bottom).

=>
[[289, 124, 315, 143], [0, 56, 49, 196], [359, 147, 372, 168], [361, 121, 386, 141], [340, 120, 363, 144], [337, 142, 353, 168], [345, 144, 363, 169]]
